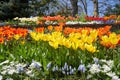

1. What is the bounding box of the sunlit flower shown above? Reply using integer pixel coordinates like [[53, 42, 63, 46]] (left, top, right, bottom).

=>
[[8, 69, 16, 75], [35, 27, 44, 33], [100, 32, 119, 48], [0, 60, 9, 66], [49, 41, 59, 49], [85, 43, 97, 53], [47, 25, 53, 31], [101, 65, 111, 73], [14, 34, 21, 40], [89, 64, 100, 74]]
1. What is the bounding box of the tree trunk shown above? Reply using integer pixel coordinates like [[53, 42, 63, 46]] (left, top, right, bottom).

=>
[[70, 0, 78, 17], [80, 0, 88, 15], [93, 0, 99, 17]]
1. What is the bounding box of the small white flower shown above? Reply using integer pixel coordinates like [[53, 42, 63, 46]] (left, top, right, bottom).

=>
[[106, 72, 116, 77], [0, 60, 9, 66], [62, 71, 65, 74], [13, 17, 19, 20], [26, 70, 32, 74], [0, 75, 2, 80], [73, 67, 76, 71], [28, 73, 35, 77], [6, 78, 13, 80], [28, 30, 33, 33], [102, 65, 111, 73], [112, 75, 119, 80], [69, 66, 72, 70], [2, 65, 9, 70], [106, 60, 114, 68], [8, 69, 16, 75], [52, 66, 56, 72], [89, 64, 100, 74], [87, 75, 92, 79], [67, 72, 69, 75], [16, 63, 24, 68], [100, 59, 107, 63], [26, 70, 33, 76], [1, 70, 7, 75]]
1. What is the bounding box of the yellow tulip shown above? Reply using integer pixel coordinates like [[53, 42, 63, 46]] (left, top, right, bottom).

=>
[[63, 39, 71, 48], [71, 42, 79, 50], [81, 35, 87, 43], [79, 42, 85, 50], [110, 38, 119, 45], [82, 30, 88, 35], [89, 30, 98, 41], [30, 32, 36, 38], [49, 41, 59, 49], [86, 36, 94, 44], [109, 32, 117, 38], [14, 34, 21, 40], [21, 40, 25, 44], [85, 43, 96, 53], [101, 35, 109, 43]]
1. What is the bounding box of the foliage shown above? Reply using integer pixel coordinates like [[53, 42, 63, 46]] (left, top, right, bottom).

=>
[[104, 4, 120, 16], [0, 0, 30, 20], [0, 0, 59, 20]]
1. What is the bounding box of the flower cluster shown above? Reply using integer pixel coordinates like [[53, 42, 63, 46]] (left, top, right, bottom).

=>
[[0, 58, 119, 80], [9, 15, 120, 26], [14, 16, 39, 25], [88, 58, 120, 80], [100, 32, 120, 48], [30, 30, 98, 53], [0, 26, 28, 43]]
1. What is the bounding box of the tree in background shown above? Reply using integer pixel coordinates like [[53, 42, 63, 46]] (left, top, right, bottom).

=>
[[79, 0, 88, 15], [104, 4, 120, 16], [70, 0, 78, 16], [0, 0, 119, 21], [0, 0, 29, 20], [0, 0, 58, 20], [98, 0, 120, 16], [93, 0, 99, 17], [28, 0, 58, 16], [56, 0, 72, 16]]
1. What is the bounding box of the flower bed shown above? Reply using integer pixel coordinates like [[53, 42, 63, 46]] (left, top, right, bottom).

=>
[[5, 15, 120, 26], [0, 25, 120, 79]]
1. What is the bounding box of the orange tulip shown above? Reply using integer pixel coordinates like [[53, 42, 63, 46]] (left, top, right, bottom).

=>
[[35, 27, 45, 33], [54, 26, 63, 32], [47, 25, 53, 31]]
